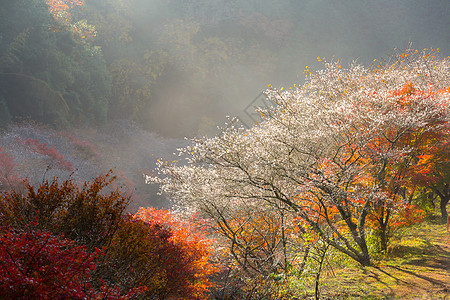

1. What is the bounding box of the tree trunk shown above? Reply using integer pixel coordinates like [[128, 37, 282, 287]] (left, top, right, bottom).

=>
[[439, 194, 449, 224], [435, 184, 449, 224], [379, 215, 390, 253], [314, 244, 329, 300], [297, 245, 310, 277], [356, 247, 371, 267]]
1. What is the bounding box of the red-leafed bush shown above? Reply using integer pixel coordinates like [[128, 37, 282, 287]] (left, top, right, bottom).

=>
[[0, 147, 22, 191], [57, 131, 100, 160], [17, 138, 74, 172], [104, 207, 218, 299], [0, 172, 129, 251], [0, 173, 217, 298], [135, 208, 218, 298], [0, 225, 146, 300], [0, 225, 98, 299]]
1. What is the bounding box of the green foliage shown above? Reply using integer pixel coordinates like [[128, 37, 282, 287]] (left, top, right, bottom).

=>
[[0, 0, 111, 127]]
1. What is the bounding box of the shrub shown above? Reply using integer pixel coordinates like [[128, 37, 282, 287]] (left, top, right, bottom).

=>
[[100, 208, 219, 299], [0, 225, 145, 299], [16, 138, 74, 172], [0, 172, 129, 251], [0, 147, 22, 191], [0, 173, 218, 298]]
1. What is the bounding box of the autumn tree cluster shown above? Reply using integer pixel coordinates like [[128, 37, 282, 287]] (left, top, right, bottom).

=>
[[0, 173, 218, 299], [152, 50, 449, 276]]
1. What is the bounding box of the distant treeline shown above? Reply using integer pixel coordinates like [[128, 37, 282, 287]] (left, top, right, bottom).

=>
[[1, 0, 448, 136]]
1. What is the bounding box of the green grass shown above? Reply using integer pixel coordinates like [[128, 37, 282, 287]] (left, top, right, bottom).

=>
[[315, 219, 450, 299], [241, 216, 449, 299]]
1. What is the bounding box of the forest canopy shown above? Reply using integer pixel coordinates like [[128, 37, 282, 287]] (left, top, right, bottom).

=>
[[0, 0, 111, 127], [1, 0, 448, 136]]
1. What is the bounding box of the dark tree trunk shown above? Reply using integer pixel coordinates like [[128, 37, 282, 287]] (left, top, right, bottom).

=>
[[356, 247, 371, 267], [314, 244, 329, 300], [379, 210, 390, 253], [297, 245, 310, 277], [434, 184, 449, 224], [439, 194, 449, 224], [380, 224, 388, 253]]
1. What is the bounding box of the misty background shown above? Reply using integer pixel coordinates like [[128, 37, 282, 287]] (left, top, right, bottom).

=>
[[0, 0, 449, 209], [90, 0, 449, 137]]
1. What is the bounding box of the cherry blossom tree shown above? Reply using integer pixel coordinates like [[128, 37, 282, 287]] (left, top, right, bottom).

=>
[[152, 49, 449, 266]]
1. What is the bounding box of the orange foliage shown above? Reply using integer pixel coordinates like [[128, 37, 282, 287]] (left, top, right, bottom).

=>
[[395, 85, 449, 188], [296, 81, 448, 252], [390, 204, 426, 229], [217, 209, 296, 276], [392, 82, 416, 106], [132, 207, 218, 299], [46, 0, 84, 24], [365, 82, 448, 248], [46, 0, 96, 42]]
